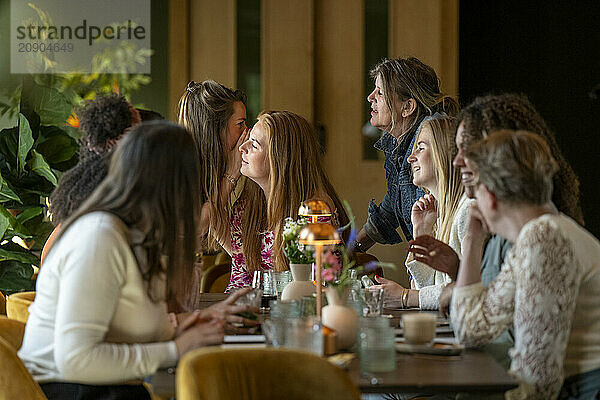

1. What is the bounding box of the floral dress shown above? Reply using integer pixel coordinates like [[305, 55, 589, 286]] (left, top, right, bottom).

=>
[[225, 195, 335, 292], [226, 195, 273, 292]]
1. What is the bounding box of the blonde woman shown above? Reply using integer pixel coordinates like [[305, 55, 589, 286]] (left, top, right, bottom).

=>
[[226, 110, 349, 291], [452, 130, 600, 399], [373, 115, 473, 309]]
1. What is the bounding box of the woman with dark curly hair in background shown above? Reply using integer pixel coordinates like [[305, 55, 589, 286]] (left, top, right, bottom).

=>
[[41, 94, 141, 262]]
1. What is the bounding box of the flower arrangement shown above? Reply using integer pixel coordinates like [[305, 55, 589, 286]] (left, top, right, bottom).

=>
[[321, 202, 394, 298], [282, 216, 314, 264]]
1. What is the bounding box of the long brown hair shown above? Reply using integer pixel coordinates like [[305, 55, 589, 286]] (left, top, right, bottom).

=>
[[178, 80, 246, 248], [370, 57, 459, 138], [243, 111, 349, 272], [55, 121, 202, 302]]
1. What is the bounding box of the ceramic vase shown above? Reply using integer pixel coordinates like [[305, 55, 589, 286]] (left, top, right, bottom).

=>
[[322, 287, 358, 350], [281, 264, 315, 301]]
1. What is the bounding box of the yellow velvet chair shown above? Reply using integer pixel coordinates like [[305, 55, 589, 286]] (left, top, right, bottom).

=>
[[0, 316, 26, 351], [0, 292, 5, 315], [0, 336, 47, 399], [176, 347, 361, 400], [6, 291, 35, 323]]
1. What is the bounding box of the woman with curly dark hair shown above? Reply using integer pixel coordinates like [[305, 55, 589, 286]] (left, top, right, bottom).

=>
[[42, 94, 140, 262]]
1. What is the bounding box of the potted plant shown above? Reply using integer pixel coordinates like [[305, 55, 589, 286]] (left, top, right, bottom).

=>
[[280, 216, 316, 301], [0, 78, 79, 296]]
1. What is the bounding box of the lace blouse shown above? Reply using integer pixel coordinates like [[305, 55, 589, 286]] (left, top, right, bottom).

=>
[[451, 213, 600, 399], [406, 195, 474, 309]]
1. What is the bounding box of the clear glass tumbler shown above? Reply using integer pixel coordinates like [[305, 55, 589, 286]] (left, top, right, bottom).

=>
[[358, 316, 396, 373]]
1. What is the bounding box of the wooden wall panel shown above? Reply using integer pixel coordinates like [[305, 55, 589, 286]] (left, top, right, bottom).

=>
[[262, 0, 314, 121], [389, 0, 459, 96]]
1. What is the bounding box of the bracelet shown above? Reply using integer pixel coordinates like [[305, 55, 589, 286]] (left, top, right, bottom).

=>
[[402, 289, 410, 309], [224, 174, 238, 186]]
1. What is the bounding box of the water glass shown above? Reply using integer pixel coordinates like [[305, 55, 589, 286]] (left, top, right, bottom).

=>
[[301, 295, 316, 317], [269, 299, 301, 319], [284, 317, 323, 356], [363, 288, 384, 316], [233, 287, 262, 308], [358, 316, 396, 373], [263, 318, 286, 347], [270, 270, 293, 299], [252, 270, 275, 296]]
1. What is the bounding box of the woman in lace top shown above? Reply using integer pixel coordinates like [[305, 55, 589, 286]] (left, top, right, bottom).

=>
[[226, 110, 348, 292], [452, 130, 600, 400], [373, 116, 474, 310]]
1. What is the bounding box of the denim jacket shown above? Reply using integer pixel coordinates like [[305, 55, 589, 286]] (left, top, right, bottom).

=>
[[363, 126, 424, 244]]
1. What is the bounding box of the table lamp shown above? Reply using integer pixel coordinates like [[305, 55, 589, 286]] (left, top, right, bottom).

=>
[[298, 223, 341, 317], [298, 199, 332, 223]]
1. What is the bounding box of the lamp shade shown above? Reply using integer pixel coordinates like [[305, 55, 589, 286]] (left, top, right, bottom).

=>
[[298, 199, 332, 218], [298, 223, 341, 245]]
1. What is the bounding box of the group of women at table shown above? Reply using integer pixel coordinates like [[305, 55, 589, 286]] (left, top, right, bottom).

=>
[[17, 56, 600, 400]]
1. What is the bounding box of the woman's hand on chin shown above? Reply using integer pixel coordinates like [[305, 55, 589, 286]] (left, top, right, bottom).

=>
[[411, 194, 438, 238]]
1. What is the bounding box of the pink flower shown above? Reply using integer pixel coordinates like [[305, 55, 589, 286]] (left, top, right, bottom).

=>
[[322, 268, 336, 282]]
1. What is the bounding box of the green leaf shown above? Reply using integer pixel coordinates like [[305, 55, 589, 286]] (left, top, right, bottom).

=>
[[16, 206, 43, 224], [0, 206, 10, 239], [26, 86, 72, 127], [17, 113, 34, 173], [0, 172, 22, 203], [35, 130, 78, 164], [0, 248, 39, 265], [27, 150, 57, 186], [0, 260, 34, 295], [0, 207, 31, 238]]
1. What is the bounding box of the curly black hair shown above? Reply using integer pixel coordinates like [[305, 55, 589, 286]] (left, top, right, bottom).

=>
[[49, 94, 135, 225], [459, 93, 585, 225], [79, 93, 133, 153]]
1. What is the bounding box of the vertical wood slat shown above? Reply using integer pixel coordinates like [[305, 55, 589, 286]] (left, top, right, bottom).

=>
[[168, 0, 190, 120], [261, 0, 314, 121], [189, 0, 237, 87], [389, 0, 459, 97]]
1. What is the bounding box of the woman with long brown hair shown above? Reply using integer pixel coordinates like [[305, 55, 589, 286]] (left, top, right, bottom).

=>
[[227, 110, 349, 291], [353, 57, 459, 252], [178, 80, 248, 250], [19, 122, 238, 399]]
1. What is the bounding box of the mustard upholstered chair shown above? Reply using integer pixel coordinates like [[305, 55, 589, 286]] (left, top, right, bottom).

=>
[[0, 292, 5, 315], [6, 291, 35, 323], [0, 316, 26, 351], [0, 336, 47, 400], [200, 262, 231, 293], [176, 347, 361, 400]]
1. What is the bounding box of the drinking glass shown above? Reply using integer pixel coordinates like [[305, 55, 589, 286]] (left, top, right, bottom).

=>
[[363, 288, 384, 316], [269, 299, 301, 319], [252, 270, 276, 308], [270, 270, 293, 300], [358, 316, 396, 373], [301, 295, 316, 317], [263, 318, 286, 347], [284, 317, 323, 356]]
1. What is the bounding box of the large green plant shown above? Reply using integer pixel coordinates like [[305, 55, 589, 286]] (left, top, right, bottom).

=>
[[0, 78, 78, 295]]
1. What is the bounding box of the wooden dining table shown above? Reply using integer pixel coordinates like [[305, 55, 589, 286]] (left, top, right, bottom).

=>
[[151, 293, 518, 397]]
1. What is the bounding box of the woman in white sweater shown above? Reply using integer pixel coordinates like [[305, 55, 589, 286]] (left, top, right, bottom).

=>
[[373, 115, 473, 309], [453, 130, 600, 399], [19, 122, 252, 400]]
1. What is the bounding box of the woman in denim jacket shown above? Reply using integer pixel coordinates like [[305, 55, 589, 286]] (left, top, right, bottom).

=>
[[354, 57, 459, 252]]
